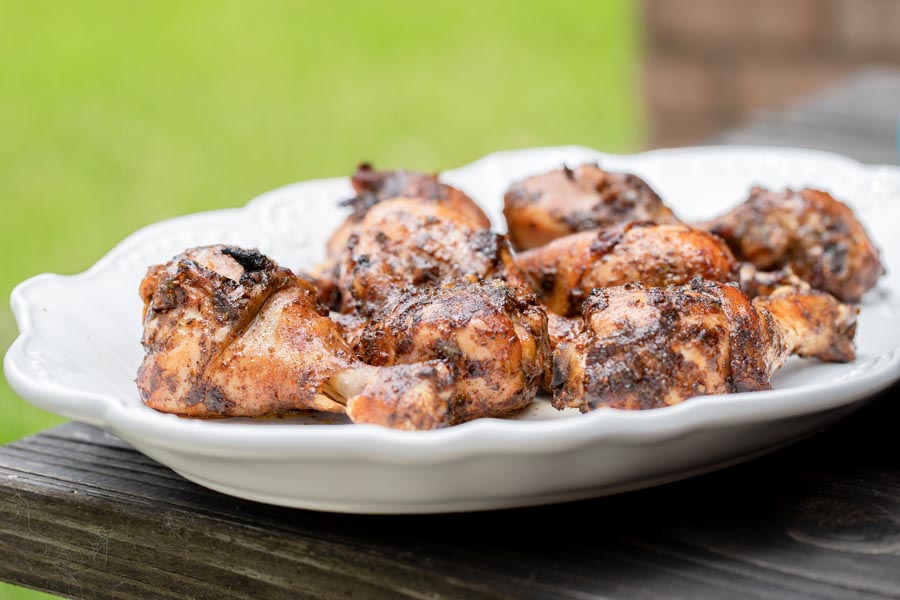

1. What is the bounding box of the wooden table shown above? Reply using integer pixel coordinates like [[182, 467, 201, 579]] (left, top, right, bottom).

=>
[[3, 69, 899, 600]]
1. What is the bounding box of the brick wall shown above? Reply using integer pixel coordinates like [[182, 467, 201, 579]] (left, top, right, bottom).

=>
[[641, 0, 900, 146]]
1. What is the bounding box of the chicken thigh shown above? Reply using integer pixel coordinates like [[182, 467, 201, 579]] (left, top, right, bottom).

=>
[[335, 196, 522, 314], [700, 187, 884, 302], [515, 222, 738, 316], [326, 163, 490, 259], [552, 279, 857, 411], [137, 245, 458, 429], [504, 163, 679, 250]]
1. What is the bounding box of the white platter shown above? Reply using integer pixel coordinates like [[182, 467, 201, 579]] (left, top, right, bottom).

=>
[[5, 146, 900, 514]]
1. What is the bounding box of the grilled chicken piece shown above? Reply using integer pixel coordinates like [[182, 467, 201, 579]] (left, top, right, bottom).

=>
[[336, 196, 522, 314], [326, 163, 490, 260], [137, 245, 460, 429], [552, 279, 857, 411], [700, 187, 884, 302], [515, 222, 738, 316], [503, 163, 679, 250], [315, 164, 490, 310], [352, 281, 550, 423]]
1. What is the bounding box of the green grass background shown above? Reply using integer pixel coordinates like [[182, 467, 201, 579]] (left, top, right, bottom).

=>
[[0, 1, 640, 597]]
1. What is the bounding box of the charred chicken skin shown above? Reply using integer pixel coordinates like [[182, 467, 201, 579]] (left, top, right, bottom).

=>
[[137, 245, 463, 429], [352, 281, 550, 424], [137, 161, 880, 430], [701, 187, 884, 302], [552, 279, 857, 411], [515, 222, 738, 316], [503, 163, 679, 250], [315, 164, 492, 310], [326, 163, 490, 260], [335, 196, 522, 314]]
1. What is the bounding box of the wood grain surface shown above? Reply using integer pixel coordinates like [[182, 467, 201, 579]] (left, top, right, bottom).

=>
[[2, 69, 899, 600]]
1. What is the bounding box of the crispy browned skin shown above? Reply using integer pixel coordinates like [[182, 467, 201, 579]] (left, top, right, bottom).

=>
[[336, 196, 522, 314], [137, 245, 459, 429], [353, 281, 550, 424], [138, 245, 316, 417], [326, 164, 490, 259], [515, 222, 738, 316], [701, 187, 884, 302], [552, 279, 857, 411], [503, 163, 679, 250]]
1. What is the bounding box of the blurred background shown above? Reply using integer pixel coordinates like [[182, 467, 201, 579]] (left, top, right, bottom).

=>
[[1, 2, 898, 597]]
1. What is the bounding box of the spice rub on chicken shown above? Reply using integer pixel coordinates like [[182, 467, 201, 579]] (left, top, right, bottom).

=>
[[314, 164, 494, 311], [551, 279, 857, 412], [503, 163, 679, 250], [326, 164, 490, 260], [137, 245, 461, 429], [515, 222, 738, 316], [700, 187, 884, 302], [352, 281, 550, 423], [137, 159, 879, 430], [334, 196, 522, 314]]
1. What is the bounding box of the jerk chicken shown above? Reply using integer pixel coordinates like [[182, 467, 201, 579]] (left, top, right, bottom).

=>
[[515, 222, 738, 316], [137, 245, 461, 429], [503, 163, 679, 250], [551, 279, 857, 411], [334, 196, 523, 314], [326, 163, 489, 260], [315, 164, 491, 310], [136, 160, 879, 430], [352, 281, 550, 423], [700, 187, 884, 302], [138, 245, 548, 429]]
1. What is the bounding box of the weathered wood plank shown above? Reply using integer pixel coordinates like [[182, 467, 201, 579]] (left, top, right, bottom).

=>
[[2, 70, 900, 600], [0, 474, 500, 600], [2, 383, 899, 600]]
